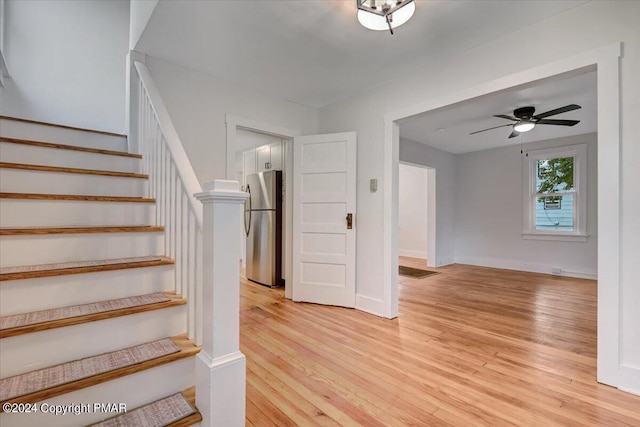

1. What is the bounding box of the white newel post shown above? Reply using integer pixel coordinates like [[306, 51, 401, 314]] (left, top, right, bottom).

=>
[[194, 180, 249, 427]]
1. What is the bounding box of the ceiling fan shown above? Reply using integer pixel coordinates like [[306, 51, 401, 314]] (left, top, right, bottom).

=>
[[470, 104, 582, 139]]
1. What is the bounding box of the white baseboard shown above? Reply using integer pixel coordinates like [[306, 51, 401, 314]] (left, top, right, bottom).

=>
[[618, 363, 640, 397], [355, 294, 388, 318], [455, 255, 597, 280], [398, 249, 427, 260]]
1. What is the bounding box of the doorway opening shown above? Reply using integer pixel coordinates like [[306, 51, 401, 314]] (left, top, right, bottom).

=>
[[398, 163, 436, 270], [383, 44, 621, 387], [226, 115, 299, 299]]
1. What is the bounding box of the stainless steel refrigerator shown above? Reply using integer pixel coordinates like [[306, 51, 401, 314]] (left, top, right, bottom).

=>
[[244, 170, 284, 287]]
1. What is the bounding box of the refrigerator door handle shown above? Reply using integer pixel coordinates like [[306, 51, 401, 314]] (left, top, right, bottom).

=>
[[244, 184, 252, 236]]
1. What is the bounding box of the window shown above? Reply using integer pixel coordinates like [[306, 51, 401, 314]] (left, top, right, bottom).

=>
[[522, 144, 588, 241]]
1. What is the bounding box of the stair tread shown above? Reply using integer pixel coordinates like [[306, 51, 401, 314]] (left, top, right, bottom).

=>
[[0, 225, 164, 235], [0, 291, 184, 338], [0, 162, 148, 179], [90, 388, 201, 427], [0, 192, 155, 203], [0, 115, 127, 138], [0, 335, 200, 408], [0, 136, 140, 158], [0, 255, 174, 281]]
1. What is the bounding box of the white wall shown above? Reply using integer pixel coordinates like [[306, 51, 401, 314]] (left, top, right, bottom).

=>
[[455, 133, 597, 278], [1, 0, 129, 133], [145, 57, 317, 184], [129, 0, 158, 50], [318, 0, 640, 382], [399, 141, 457, 266], [398, 164, 429, 260]]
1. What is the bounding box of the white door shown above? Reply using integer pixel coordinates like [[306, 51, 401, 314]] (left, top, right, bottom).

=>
[[292, 132, 356, 307]]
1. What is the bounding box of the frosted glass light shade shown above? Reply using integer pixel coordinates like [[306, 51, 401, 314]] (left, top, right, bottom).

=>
[[514, 121, 536, 133], [357, 1, 415, 31]]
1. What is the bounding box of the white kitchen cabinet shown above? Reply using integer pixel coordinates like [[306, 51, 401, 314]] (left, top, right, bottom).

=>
[[270, 142, 282, 170], [256, 141, 283, 172]]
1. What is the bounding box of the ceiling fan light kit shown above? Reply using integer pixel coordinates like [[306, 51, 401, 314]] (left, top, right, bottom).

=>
[[471, 104, 582, 139], [357, 0, 416, 34], [514, 121, 535, 133]]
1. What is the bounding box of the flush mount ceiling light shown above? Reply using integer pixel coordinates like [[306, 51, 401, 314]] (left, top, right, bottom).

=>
[[357, 0, 416, 35]]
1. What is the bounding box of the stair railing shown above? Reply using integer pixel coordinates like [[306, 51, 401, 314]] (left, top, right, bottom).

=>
[[133, 61, 203, 346]]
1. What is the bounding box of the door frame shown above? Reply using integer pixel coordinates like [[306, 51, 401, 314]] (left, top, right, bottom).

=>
[[383, 43, 622, 387], [226, 115, 300, 299]]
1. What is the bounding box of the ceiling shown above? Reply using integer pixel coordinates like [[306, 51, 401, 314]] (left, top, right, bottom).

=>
[[137, 0, 588, 109], [399, 70, 597, 154]]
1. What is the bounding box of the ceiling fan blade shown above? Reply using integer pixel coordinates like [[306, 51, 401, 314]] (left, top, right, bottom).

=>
[[536, 119, 580, 126], [494, 114, 518, 121], [508, 130, 520, 139], [469, 124, 513, 135], [534, 104, 581, 119]]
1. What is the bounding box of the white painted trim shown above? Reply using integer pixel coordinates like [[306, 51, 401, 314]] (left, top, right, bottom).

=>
[[195, 181, 247, 426], [618, 364, 640, 397], [283, 139, 294, 300], [125, 50, 146, 151], [522, 143, 588, 238], [0, 0, 8, 86], [225, 115, 300, 300], [0, 48, 9, 87], [521, 233, 588, 242], [382, 120, 400, 319], [195, 180, 249, 203], [383, 42, 622, 387], [196, 352, 246, 427], [455, 256, 597, 280], [398, 249, 427, 259], [355, 294, 386, 317]]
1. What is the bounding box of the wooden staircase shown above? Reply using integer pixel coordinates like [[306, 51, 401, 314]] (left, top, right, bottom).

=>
[[0, 116, 202, 426]]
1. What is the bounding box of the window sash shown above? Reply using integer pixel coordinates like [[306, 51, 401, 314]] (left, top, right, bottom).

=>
[[522, 143, 587, 238], [532, 193, 577, 232]]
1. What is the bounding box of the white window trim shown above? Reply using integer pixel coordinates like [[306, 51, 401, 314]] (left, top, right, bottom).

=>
[[522, 143, 588, 242]]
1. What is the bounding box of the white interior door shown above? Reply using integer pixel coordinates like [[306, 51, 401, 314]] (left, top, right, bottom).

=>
[[292, 132, 356, 307]]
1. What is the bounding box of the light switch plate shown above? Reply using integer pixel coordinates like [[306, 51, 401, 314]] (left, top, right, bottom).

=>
[[370, 179, 378, 192]]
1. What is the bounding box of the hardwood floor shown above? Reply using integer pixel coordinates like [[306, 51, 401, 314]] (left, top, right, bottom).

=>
[[240, 258, 640, 426]]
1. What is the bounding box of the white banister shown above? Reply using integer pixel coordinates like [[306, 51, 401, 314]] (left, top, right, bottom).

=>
[[195, 180, 248, 427], [133, 60, 204, 345], [132, 59, 246, 425]]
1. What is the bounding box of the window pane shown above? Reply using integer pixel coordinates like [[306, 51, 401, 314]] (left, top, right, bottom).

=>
[[536, 157, 574, 193], [535, 195, 574, 231]]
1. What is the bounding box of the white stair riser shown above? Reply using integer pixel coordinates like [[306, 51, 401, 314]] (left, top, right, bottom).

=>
[[0, 169, 148, 198], [0, 266, 174, 315], [0, 232, 164, 268], [0, 305, 187, 377], [0, 200, 155, 227], [0, 358, 195, 427], [0, 118, 128, 152], [0, 142, 141, 173]]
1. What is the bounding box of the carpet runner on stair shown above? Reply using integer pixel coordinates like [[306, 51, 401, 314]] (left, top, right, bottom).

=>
[[0, 293, 170, 331], [0, 338, 180, 402], [0, 256, 166, 277], [90, 392, 197, 427]]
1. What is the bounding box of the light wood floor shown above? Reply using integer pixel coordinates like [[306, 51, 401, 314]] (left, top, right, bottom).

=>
[[240, 258, 640, 426]]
